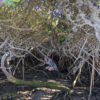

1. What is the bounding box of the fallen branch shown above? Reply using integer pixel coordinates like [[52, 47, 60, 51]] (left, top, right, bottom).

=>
[[0, 52, 70, 93]]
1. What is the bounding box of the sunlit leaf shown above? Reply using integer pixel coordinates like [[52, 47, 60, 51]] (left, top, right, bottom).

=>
[[48, 15, 51, 20], [52, 19, 59, 27]]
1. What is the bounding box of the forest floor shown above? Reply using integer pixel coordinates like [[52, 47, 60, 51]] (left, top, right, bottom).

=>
[[0, 70, 100, 100]]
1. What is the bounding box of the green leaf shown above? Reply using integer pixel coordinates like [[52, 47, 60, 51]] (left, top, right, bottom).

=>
[[48, 30, 52, 36], [97, 0, 100, 6], [58, 35, 66, 44], [12, 0, 20, 3], [52, 19, 59, 27], [4, 0, 15, 6]]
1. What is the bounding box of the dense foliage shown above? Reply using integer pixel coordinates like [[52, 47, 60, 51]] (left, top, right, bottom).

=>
[[1, 0, 100, 99]]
